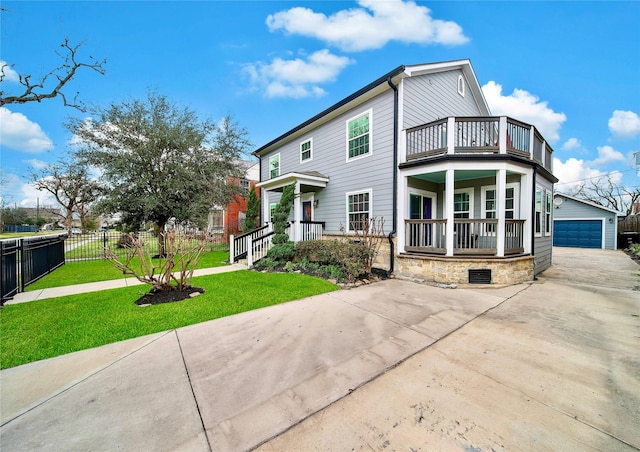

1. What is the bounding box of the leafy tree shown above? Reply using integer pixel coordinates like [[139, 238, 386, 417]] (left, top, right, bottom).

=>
[[69, 91, 250, 255], [28, 160, 102, 232], [1, 38, 106, 112], [244, 183, 260, 232]]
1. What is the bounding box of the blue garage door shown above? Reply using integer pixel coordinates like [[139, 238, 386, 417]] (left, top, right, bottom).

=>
[[553, 220, 602, 248]]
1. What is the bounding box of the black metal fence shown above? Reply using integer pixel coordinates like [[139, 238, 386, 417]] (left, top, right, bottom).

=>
[[64, 231, 230, 262], [1, 234, 66, 304]]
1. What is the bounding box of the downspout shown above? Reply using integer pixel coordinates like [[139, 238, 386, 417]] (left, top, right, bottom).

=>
[[386, 77, 399, 276]]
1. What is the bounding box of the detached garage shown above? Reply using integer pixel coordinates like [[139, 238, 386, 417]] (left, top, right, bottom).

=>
[[553, 193, 619, 249]]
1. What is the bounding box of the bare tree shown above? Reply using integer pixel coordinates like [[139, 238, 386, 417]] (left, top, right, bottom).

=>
[[570, 174, 640, 216], [1, 38, 106, 112], [28, 160, 102, 232]]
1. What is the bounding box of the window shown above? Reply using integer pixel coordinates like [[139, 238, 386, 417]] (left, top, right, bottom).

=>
[[239, 179, 250, 196], [347, 111, 371, 160], [269, 154, 280, 179], [300, 139, 312, 162], [535, 189, 542, 236], [545, 191, 552, 236], [453, 189, 473, 218], [346, 190, 371, 231], [209, 209, 223, 230], [457, 75, 465, 97], [269, 203, 277, 222], [481, 184, 519, 234]]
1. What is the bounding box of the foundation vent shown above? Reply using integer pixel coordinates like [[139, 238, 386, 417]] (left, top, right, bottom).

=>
[[469, 269, 491, 284]]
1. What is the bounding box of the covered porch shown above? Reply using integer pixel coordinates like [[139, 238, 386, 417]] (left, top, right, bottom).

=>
[[397, 163, 534, 258]]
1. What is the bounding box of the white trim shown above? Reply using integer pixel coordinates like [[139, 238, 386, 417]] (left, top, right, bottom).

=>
[[544, 191, 552, 237], [553, 217, 607, 249], [535, 188, 543, 237], [457, 74, 465, 97], [408, 188, 437, 219], [268, 153, 280, 179], [257, 171, 329, 191], [444, 187, 474, 218], [345, 188, 373, 232], [480, 182, 520, 223], [269, 203, 278, 223], [301, 192, 315, 221], [553, 192, 622, 215], [300, 137, 313, 164], [345, 109, 373, 162]]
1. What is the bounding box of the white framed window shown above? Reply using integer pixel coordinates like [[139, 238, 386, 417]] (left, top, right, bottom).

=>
[[453, 188, 473, 219], [481, 183, 520, 234], [269, 153, 280, 179], [346, 110, 372, 161], [545, 191, 552, 236], [346, 189, 372, 232], [269, 203, 277, 222], [300, 138, 313, 163], [457, 75, 465, 97], [535, 188, 542, 237]]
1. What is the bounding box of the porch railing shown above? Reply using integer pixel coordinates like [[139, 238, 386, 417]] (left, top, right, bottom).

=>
[[230, 224, 270, 262], [404, 218, 526, 256], [300, 221, 325, 241], [406, 116, 552, 171]]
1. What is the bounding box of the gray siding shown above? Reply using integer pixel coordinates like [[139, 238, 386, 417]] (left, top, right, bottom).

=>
[[260, 90, 396, 234], [402, 70, 483, 130], [534, 176, 554, 275], [554, 197, 617, 249]]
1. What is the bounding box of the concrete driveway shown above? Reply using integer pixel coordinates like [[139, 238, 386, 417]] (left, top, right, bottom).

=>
[[1, 248, 638, 451], [258, 247, 640, 451]]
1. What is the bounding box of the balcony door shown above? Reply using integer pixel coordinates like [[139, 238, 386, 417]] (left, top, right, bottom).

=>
[[409, 191, 435, 247]]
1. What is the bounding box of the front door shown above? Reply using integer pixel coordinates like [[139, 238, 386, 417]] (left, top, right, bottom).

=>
[[302, 201, 312, 222]]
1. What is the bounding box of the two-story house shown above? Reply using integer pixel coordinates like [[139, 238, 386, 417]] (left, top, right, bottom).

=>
[[249, 59, 557, 285]]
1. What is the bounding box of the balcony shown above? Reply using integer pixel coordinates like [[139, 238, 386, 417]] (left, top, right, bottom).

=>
[[405, 116, 553, 172], [404, 218, 525, 257]]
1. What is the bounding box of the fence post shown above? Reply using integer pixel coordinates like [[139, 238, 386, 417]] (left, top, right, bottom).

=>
[[247, 235, 253, 268], [229, 234, 235, 263], [19, 238, 26, 292]]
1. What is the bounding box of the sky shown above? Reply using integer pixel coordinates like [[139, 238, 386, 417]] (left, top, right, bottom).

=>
[[1, 0, 639, 210]]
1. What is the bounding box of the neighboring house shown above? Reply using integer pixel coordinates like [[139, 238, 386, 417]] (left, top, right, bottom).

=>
[[553, 193, 619, 249], [208, 160, 259, 237], [250, 60, 558, 285]]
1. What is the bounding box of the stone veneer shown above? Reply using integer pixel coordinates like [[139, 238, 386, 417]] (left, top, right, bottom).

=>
[[320, 234, 533, 285]]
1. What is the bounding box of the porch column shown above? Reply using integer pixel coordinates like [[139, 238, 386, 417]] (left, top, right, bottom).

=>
[[397, 174, 408, 254], [498, 117, 508, 154], [447, 117, 456, 155], [261, 188, 270, 226], [496, 169, 506, 257], [445, 169, 455, 256], [521, 172, 533, 254], [293, 181, 301, 242]]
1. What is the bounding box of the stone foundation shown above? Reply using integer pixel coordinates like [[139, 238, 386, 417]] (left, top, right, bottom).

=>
[[319, 234, 533, 285], [395, 253, 534, 285]]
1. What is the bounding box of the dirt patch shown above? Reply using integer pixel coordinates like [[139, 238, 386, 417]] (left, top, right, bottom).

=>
[[135, 287, 204, 306]]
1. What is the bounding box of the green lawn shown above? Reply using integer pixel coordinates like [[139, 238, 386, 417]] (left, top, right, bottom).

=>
[[1, 271, 337, 369], [25, 250, 230, 290]]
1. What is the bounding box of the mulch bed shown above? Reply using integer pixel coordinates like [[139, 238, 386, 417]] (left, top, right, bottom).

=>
[[135, 286, 205, 306]]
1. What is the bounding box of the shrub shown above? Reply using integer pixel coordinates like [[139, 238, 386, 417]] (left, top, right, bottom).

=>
[[294, 239, 373, 283], [267, 241, 295, 262]]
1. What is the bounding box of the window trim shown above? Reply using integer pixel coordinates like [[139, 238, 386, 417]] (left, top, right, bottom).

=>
[[269, 203, 278, 223], [300, 138, 313, 164], [268, 153, 280, 179], [545, 191, 552, 236], [345, 109, 373, 162], [535, 188, 543, 237], [345, 189, 372, 233], [481, 183, 520, 235]]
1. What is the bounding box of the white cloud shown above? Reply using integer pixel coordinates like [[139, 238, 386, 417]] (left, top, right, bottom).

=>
[[243, 49, 353, 99], [553, 157, 610, 192], [0, 107, 54, 153], [266, 0, 468, 52], [20, 182, 57, 208], [561, 137, 581, 151], [481, 81, 566, 143], [24, 158, 50, 170], [590, 145, 626, 166], [608, 110, 640, 139], [0, 60, 19, 82]]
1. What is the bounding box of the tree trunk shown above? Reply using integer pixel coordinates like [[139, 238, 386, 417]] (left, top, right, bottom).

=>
[[156, 221, 166, 257]]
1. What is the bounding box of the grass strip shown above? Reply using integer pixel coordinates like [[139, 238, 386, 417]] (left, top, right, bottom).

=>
[[25, 251, 230, 290], [0, 271, 337, 369]]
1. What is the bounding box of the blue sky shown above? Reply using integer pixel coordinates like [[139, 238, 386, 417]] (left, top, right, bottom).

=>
[[1, 0, 639, 209]]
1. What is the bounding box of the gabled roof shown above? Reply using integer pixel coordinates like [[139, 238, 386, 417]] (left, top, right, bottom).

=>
[[554, 192, 622, 215], [253, 59, 489, 157]]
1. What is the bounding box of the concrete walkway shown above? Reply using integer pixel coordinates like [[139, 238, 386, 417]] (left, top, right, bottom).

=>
[[5, 263, 248, 304], [1, 248, 638, 451]]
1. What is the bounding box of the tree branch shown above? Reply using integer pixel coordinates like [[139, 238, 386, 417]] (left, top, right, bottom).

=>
[[1, 38, 106, 112]]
